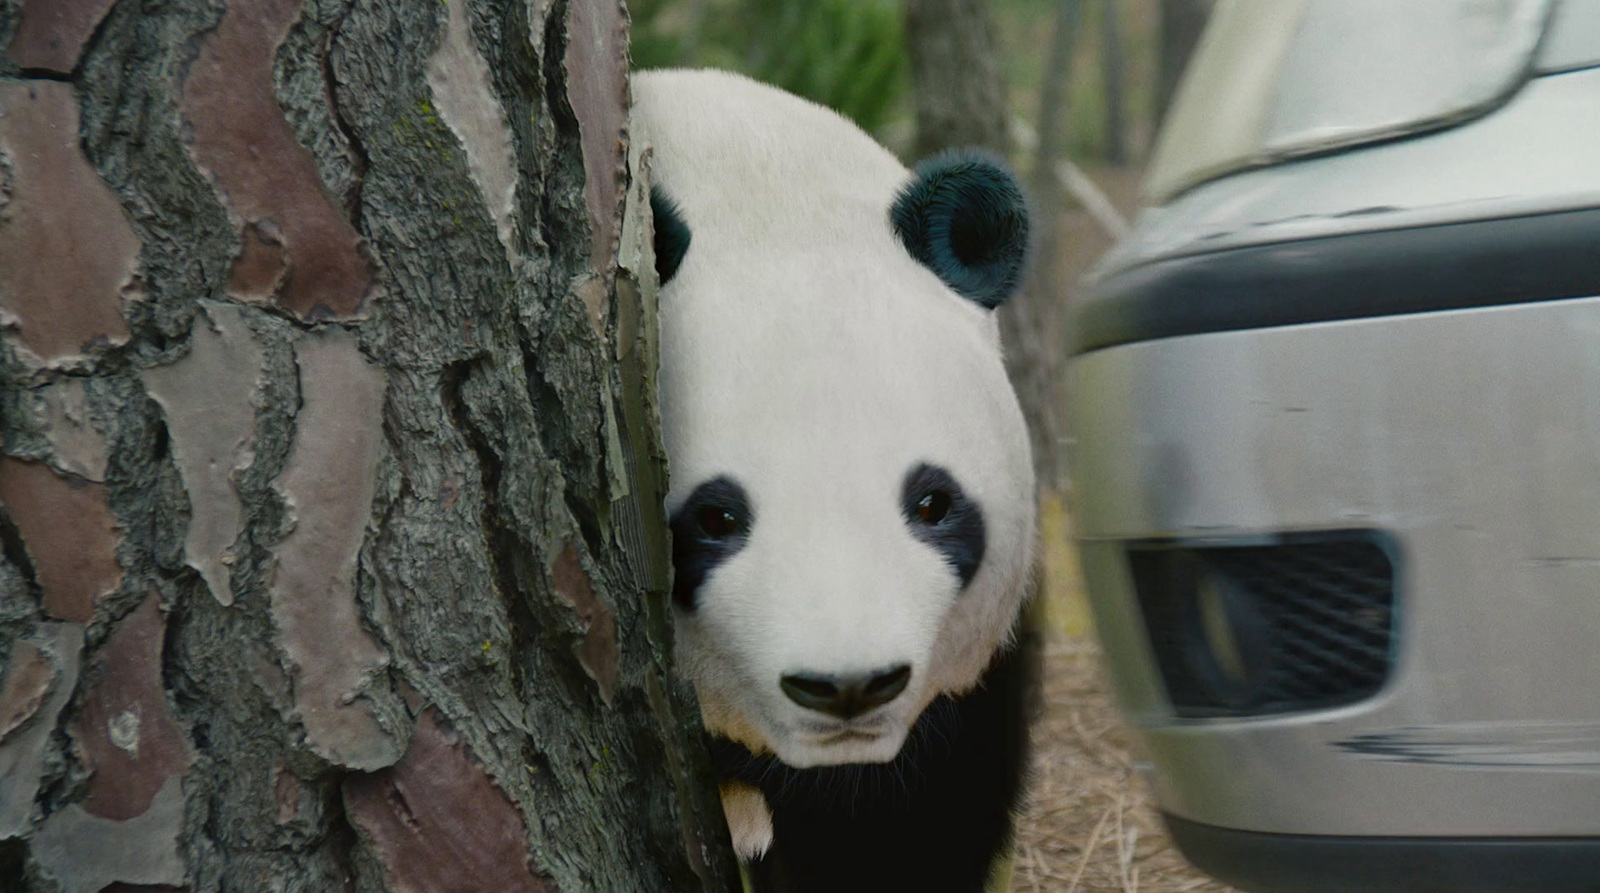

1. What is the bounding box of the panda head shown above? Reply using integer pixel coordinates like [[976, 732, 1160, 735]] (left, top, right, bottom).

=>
[[637, 70, 1035, 770]]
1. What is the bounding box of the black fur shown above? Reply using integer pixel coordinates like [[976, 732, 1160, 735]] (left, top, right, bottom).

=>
[[902, 463, 986, 588], [713, 637, 1038, 893], [652, 185, 692, 285], [889, 150, 1030, 309], [670, 476, 753, 608]]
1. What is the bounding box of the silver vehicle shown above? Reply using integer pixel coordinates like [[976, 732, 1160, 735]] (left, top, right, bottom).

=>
[[1065, 1, 1600, 890]]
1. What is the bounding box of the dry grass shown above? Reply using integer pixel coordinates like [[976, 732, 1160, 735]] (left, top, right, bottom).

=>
[[1011, 638, 1238, 893], [1013, 488, 1236, 892]]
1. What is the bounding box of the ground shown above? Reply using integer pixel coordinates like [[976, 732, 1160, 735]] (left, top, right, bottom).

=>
[[1012, 639, 1237, 893]]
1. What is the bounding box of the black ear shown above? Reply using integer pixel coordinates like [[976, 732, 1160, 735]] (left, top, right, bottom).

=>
[[890, 150, 1030, 309], [651, 185, 692, 286]]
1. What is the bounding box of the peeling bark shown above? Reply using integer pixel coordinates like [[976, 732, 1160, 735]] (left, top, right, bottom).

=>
[[180, 0, 373, 319], [343, 709, 552, 893], [550, 542, 619, 705], [0, 81, 137, 365], [141, 302, 263, 606], [32, 777, 187, 893], [72, 593, 192, 821], [426, 0, 520, 265], [563, 0, 630, 285], [268, 329, 399, 772], [0, 458, 121, 623], [0, 624, 81, 839], [5, 0, 119, 73], [0, 642, 54, 742], [34, 378, 109, 482], [0, 0, 739, 890]]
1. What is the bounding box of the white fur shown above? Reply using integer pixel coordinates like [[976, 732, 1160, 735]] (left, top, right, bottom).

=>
[[719, 782, 776, 861], [634, 69, 1036, 770]]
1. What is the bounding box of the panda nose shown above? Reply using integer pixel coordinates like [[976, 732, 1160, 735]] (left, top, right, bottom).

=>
[[779, 665, 911, 719]]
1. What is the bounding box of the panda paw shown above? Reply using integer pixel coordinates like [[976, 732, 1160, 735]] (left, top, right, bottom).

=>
[[719, 780, 775, 862]]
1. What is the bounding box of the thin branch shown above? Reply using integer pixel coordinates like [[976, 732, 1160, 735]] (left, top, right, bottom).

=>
[[1056, 158, 1130, 240]]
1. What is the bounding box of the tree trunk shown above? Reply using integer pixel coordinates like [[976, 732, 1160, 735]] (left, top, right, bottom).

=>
[[1099, 0, 1128, 165], [904, 0, 1011, 158], [1030, 0, 1084, 192], [1012, 0, 1085, 493], [904, 0, 1075, 491], [1156, 0, 1212, 128], [0, 0, 739, 890]]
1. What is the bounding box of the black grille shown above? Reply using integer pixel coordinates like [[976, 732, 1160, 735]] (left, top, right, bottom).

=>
[[1127, 534, 1397, 718]]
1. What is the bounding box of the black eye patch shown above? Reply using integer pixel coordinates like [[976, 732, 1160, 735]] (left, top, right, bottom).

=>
[[651, 185, 691, 286], [901, 463, 986, 587], [670, 476, 753, 609]]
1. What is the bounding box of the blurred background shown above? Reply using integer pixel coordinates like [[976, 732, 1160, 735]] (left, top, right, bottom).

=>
[[630, 2, 1232, 889]]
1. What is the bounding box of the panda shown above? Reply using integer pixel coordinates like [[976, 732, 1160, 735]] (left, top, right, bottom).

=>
[[632, 69, 1038, 893]]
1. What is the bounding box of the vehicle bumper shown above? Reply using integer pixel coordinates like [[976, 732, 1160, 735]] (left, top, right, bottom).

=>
[[1066, 296, 1600, 847]]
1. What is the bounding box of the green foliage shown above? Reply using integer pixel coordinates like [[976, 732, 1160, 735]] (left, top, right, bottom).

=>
[[993, 0, 1162, 165], [629, 0, 909, 136], [627, 0, 692, 72]]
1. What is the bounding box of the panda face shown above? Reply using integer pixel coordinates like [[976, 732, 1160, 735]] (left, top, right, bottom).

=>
[[660, 249, 1034, 768], [635, 70, 1035, 770]]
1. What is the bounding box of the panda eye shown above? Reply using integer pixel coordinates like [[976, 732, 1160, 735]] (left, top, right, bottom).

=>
[[901, 463, 986, 587], [696, 505, 746, 540], [671, 476, 753, 609], [914, 490, 952, 525]]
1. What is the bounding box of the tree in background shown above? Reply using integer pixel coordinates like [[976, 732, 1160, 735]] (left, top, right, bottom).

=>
[[1030, 0, 1086, 194], [903, 0, 1012, 158], [1157, 0, 1214, 127], [0, 0, 738, 889], [903, 0, 1081, 498], [1014, 0, 1085, 496], [1100, 0, 1129, 165], [630, 0, 909, 136]]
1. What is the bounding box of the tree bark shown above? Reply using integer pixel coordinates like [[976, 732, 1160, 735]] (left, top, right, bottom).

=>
[[1156, 0, 1213, 128], [904, 0, 1011, 158], [0, 0, 739, 890]]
